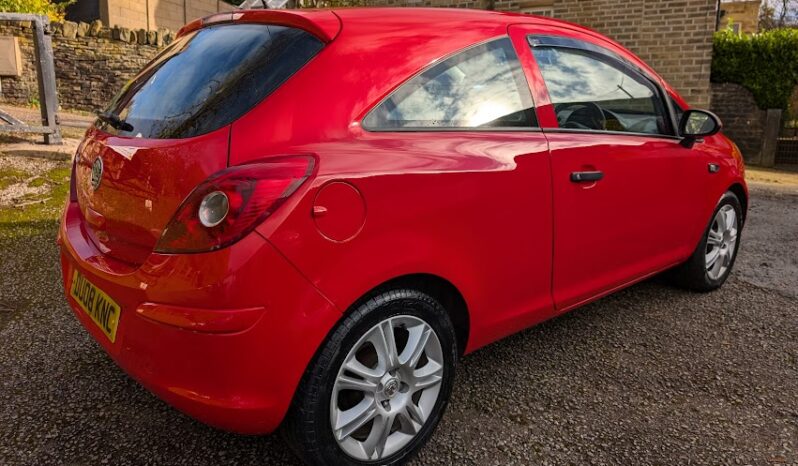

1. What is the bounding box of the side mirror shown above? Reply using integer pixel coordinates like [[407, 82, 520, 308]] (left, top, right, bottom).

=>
[[679, 109, 722, 148]]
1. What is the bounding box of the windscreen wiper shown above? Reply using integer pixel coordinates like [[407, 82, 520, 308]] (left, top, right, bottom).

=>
[[96, 111, 134, 132]]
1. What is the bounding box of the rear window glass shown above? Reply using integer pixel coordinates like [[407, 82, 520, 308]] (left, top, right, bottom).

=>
[[99, 24, 323, 139]]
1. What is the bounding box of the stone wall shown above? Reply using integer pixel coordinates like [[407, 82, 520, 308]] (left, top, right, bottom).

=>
[[711, 82, 766, 163], [0, 20, 172, 113]]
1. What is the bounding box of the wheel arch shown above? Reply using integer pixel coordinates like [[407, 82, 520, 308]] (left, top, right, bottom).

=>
[[728, 182, 748, 224], [345, 273, 471, 357]]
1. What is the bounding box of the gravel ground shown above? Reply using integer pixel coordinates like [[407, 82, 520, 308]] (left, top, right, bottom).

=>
[[0, 175, 796, 465]]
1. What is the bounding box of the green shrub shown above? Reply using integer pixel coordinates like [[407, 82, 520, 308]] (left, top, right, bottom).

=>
[[712, 28, 798, 111], [0, 0, 71, 22]]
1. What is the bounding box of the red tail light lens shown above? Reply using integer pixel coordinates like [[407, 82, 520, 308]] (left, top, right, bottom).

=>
[[154, 156, 314, 254]]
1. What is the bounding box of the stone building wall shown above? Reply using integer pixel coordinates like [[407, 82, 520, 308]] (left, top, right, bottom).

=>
[[711, 82, 766, 162], [718, 0, 761, 34], [0, 20, 172, 113], [66, 0, 235, 31], [102, 0, 235, 32]]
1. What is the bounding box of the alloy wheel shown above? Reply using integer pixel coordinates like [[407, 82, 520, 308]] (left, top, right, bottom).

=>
[[330, 315, 444, 461], [705, 204, 738, 280]]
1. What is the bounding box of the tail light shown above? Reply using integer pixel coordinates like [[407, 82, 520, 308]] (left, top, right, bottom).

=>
[[154, 156, 315, 254]]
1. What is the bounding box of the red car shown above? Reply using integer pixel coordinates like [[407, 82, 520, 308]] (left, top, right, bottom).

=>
[[59, 8, 747, 465]]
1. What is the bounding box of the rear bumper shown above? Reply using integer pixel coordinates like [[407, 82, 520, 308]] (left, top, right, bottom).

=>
[[59, 202, 340, 434]]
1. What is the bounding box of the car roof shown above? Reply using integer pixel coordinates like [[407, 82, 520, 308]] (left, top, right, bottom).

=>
[[332, 7, 593, 34], [183, 7, 600, 43]]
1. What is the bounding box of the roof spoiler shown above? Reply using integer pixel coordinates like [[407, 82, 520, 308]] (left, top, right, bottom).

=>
[[177, 9, 341, 43]]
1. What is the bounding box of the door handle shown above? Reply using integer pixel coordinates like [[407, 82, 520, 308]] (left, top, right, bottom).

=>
[[570, 171, 604, 183]]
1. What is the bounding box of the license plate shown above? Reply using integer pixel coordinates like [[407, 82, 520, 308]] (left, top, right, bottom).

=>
[[70, 270, 121, 343]]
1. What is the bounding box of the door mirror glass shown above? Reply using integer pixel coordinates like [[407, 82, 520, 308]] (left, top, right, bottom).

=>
[[679, 109, 721, 138]]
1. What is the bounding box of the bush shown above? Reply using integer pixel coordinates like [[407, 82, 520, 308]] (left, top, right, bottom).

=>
[[712, 28, 798, 111], [0, 0, 71, 22]]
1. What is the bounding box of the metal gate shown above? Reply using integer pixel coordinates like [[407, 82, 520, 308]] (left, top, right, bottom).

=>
[[0, 13, 61, 144], [776, 125, 798, 165]]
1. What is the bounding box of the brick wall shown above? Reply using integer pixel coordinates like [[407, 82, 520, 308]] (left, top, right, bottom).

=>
[[554, 0, 717, 108], [711, 82, 765, 162], [0, 20, 173, 112]]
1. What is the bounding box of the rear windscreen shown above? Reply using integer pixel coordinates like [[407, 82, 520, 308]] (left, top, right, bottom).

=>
[[99, 23, 324, 139]]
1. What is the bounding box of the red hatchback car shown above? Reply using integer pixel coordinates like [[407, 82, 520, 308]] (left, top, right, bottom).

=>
[[59, 8, 747, 465]]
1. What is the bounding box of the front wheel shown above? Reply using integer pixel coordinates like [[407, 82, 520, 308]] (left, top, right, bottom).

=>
[[283, 289, 458, 466], [671, 191, 743, 291]]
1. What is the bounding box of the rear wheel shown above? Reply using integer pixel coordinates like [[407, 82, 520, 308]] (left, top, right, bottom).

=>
[[671, 191, 743, 291], [283, 289, 457, 466]]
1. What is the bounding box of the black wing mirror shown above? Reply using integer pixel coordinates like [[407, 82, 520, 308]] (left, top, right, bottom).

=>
[[679, 109, 722, 148]]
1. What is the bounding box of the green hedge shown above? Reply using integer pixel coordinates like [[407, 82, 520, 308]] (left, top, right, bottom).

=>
[[712, 28, 798, 111], [0, 0, 71, 21]]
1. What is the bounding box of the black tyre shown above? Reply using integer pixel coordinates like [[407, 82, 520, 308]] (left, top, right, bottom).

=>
[[671, 191, 743, 291], [283, 289, 458, 466]]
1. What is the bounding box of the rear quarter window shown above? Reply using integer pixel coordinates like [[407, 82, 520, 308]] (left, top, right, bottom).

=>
[[100, 24, 323, 139], [363, 38, 537, 130]]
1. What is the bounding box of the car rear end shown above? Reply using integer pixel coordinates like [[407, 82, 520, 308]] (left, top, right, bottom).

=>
[[58, 11, 343, 433]]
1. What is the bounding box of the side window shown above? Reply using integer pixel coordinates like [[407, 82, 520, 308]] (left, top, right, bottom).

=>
[[531, 46, 670, 135], [364, 38, 537, 130]]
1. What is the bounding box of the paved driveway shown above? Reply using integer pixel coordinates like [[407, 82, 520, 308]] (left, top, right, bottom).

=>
[[0, 173, 796, 465]]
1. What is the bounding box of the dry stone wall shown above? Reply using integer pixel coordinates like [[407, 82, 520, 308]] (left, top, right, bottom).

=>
[[0, 19, 173, 113]]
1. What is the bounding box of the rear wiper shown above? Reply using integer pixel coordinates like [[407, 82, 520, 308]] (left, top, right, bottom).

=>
[[96, 111, 134, 132]]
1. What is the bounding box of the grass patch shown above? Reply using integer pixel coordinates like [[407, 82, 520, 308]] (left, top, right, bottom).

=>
[[0, 168, 30, 190], [0, 163, 70, 240], [45, 167, 71, 183]]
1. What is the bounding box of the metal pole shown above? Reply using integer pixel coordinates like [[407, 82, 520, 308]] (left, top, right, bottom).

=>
[[31, 16, 62, 144]]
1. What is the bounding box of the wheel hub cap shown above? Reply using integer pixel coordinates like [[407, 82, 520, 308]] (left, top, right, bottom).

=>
[[383, 378, 400, 398]]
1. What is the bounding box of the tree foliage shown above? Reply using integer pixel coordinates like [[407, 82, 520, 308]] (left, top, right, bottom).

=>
[[712, 27, 798, 110], [764, 0, 798, 29], [0, 0, 71, 22]]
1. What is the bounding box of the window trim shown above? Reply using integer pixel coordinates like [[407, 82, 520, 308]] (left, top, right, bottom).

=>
[[528, 34, 680, 138], [542, 127, 682, 141], [361, 36, 541, 133], [362, 126, 545, 134]]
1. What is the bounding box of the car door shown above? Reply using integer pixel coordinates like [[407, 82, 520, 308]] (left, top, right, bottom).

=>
[[509, 26, 708, 311]]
